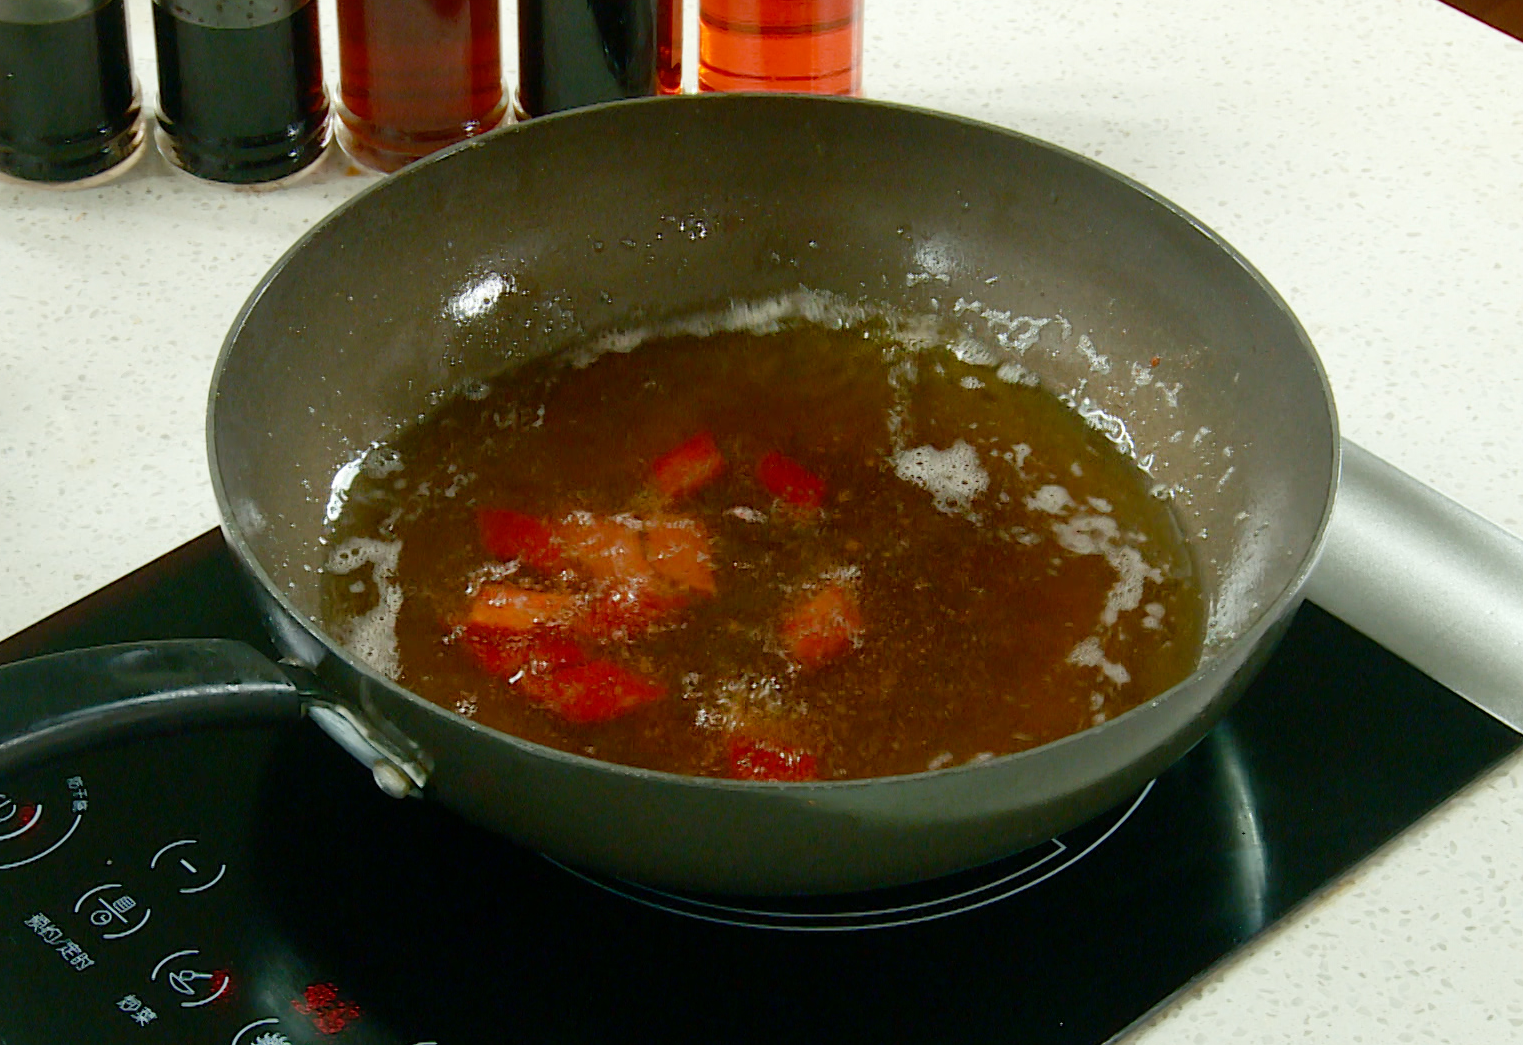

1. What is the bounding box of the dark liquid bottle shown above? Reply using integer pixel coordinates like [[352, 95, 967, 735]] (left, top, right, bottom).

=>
[[335, 0, 505, 173], [699, 0, 861, 95], [517, 0, 664, 118], [152, 0, 329, 184], [0, 0, 142, 184]]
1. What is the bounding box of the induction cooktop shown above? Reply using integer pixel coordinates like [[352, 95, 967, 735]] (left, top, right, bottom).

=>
[[0, 530, 1517, 1045]]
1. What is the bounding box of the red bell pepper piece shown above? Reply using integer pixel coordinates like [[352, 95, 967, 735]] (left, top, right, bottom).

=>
[[643, 515, 717, 596], [533, 660, 666, 724], [756, 451, 826, 511], [578, 580, 688, 640], [466, 583, 579, 634], [780, 584, 863, 668], [553, 513, 656, 584], [650, 431, 726, 500], [478, 509, 565, 574], [465, 629, 585, 680], [728, 735, 819, 782]]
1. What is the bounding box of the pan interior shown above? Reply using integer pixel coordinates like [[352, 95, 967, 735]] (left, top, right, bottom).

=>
[[210, 95, 1335, 684]]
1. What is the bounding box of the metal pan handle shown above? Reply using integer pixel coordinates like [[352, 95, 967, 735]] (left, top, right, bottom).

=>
[[0, 638, 429, 798], [0, 639, 305, 775], [1307, 439, 1523, 734]]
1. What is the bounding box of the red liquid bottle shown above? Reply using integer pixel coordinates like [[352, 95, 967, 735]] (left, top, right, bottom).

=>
[[698, 0, 861, 95], [335, 0, 505, 173], [657, 0, 682, 94]]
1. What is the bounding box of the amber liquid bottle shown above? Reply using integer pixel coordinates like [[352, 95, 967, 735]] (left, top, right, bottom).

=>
[[335, 0, 505, 173], [698, 0, 861, 95]]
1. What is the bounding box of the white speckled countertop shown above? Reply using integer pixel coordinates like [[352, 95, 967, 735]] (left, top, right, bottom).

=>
[[3, 0, 1522, 1038]]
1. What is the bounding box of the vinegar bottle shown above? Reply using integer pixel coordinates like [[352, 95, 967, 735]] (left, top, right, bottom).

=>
[[335, 0, 506, 173], [698, 0, 861, 95], [0, 0, 144, 184]]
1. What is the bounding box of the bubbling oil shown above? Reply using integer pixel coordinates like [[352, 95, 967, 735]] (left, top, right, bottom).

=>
[[321, 300, 1204, 780]]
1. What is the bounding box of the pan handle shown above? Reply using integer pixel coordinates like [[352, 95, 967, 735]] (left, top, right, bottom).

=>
[[1306, 438, 1523, 734], [0, 639, 307, 777]]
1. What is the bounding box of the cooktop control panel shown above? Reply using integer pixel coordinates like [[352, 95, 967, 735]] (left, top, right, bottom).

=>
[[0, 727, 425, 1045]]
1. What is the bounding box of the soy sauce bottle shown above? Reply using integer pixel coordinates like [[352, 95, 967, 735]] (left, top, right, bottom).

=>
[[151, 0, 329, 184], [517, 0, 672, 118], [0, 0, 144, 184]]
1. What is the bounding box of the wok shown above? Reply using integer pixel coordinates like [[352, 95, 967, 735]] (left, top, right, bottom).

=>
[[0, 95, 1337, 894]]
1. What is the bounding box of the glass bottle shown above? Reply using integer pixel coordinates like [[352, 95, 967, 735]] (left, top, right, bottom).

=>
[[517, 0, 670, 118], [698, 0, 861, 95], [335, 0, 506, 173], [152, 0, 329, 184], [0, 0, 144, 184], [657, 0, 682, 95]]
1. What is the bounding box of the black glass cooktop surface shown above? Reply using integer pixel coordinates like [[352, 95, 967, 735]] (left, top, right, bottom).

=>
[[1, 531, 1518, 1045]]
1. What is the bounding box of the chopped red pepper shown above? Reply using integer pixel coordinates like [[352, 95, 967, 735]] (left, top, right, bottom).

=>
[[478, 509, 565, 574], [643, 516, 717, 596], [464, 629, 585, 679], [650, 431, 726, 500], [728, 735, 819, 782], [466, 583, 579, 634], [756, 451, 826, 512], [780, 584, 863, 668], [463, 633, 528, 676], [554, 513, 656, 584], [533, 660, 666, 724], [578, 580, 687, 640], [520, 633, 587, 676]]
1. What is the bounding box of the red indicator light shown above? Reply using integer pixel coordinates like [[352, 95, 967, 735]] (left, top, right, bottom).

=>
[[208, 969, 236, 1005], [19, 805, 37, 827], [293, 982, 362, 1035]]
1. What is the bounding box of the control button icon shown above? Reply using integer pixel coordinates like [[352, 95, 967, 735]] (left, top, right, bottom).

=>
[[230, 1017, 292, 1045], [0, 777, 88, 870], [169, 967, 214, 995], [75, 882, 152, 939], [0, 793, 39, 842], [150, 839, 227, 894], [151, 949, 233, 1008]]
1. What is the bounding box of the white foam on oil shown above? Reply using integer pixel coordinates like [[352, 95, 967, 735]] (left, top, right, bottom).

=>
[[1204, 508, 1272, 649], [326, 537, 404, 680], [574, 289, 877, 367], [1025, 484, 1073, 515], [1050, 513, 1163, 627], [324, 452, 368, 526], [1067, 637, 1131, 686], [892, 440, 989, 515], [325, 443, 406, 525], [1075, 334, 1111, 374], [1071, 397, 1137, 460]]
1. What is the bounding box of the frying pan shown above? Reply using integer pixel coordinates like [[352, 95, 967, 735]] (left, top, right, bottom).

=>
[[0, 95, 1338, 894]]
